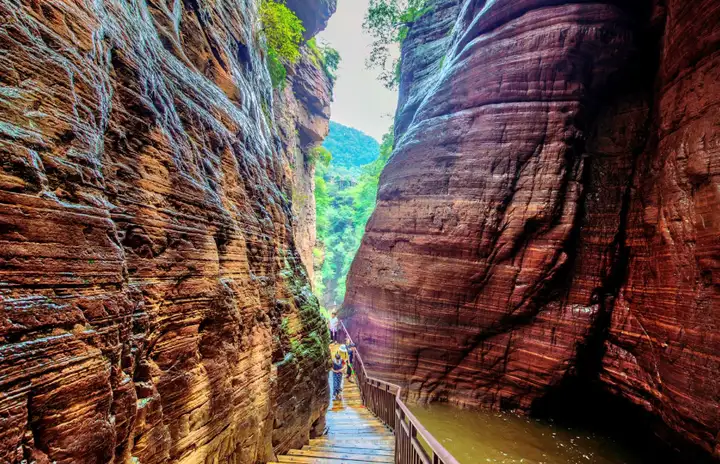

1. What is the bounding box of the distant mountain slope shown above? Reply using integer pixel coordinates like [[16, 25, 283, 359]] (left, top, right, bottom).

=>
[[314, 124, 393, 310], [322, 121, 380, 168]]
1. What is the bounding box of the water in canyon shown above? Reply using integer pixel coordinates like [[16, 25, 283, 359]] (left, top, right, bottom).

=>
[[410, 403, 643, 464]]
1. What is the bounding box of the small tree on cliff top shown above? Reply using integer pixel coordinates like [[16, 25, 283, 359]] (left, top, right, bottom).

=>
[[363, 0, 430, 89], [260, 0, 305, 88], [308, 38, 342, 82]]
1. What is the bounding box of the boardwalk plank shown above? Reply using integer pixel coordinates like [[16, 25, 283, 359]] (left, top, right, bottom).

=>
[[276, 349, 395, 464], [303, 446, 394, 456], [288, 449, 393, 462]]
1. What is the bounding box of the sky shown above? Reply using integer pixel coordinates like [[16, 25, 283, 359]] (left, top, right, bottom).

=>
[[317, 0, 399, 141]]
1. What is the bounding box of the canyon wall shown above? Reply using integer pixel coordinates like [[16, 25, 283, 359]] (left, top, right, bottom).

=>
[[345, 0, 720, 459], [0, 0, 335, 463], [274, 45, 333, 285]]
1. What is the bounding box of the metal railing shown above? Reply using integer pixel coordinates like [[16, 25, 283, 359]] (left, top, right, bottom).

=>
[[340, 322, 461, 464]]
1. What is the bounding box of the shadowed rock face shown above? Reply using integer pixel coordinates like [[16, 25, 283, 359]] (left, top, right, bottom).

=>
[[0, 1, 333, 463], [345, 0, 720, 459], [285, 0, 337, 39]]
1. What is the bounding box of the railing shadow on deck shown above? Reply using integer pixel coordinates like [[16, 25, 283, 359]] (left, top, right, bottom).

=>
[[340, 322, 461, 464]]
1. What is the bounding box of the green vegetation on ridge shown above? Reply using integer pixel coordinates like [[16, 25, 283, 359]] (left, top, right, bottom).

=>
[[323, 122, 381, 169], [314, 124, 394, 309]]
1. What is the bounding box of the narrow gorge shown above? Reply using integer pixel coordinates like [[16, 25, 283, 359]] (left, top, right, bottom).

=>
[[345, 0, 720, 461], [1, 0, 719, 463]]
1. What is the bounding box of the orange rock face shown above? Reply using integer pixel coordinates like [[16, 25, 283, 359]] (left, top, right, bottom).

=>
[[0, 1, 332, 463], [345, 0, 720, 459], [274, 46, 334, 285]]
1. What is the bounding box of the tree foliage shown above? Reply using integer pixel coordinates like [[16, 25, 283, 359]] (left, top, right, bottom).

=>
[[363, 0, 430, 88], [323, 48, 341, 75], [308, 145, 332, 168], [260, 0, 305, 87], [266, 49, 287, 88], [314, 126, 395, 307], [260, 0, 304, 63], [308, 38, 342, 82], [323, 122, 380, 169]]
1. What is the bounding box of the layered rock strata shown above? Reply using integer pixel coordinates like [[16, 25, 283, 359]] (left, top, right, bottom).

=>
[[345, 0, 720, 459], [0, 0, 334, 463], [274, 46, 334, 285]]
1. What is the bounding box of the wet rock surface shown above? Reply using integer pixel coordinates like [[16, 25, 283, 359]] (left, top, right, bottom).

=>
[[0, 1, 333, 463], [345, 0, 720, 459]]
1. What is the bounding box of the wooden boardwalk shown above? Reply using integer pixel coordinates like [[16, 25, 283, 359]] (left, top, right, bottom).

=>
[[271, 348, 394, 463]]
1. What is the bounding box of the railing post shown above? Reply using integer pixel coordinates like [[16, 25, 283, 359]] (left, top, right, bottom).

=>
[[339, 321, 459, 464], [397, 406, 406, 464]]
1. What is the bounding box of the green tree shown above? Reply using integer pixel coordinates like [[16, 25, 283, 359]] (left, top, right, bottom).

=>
[[308, 38, 342, 82], [308, 145, 332, 168], [323, 46, 341, 78], [260, 0, 305, 88], [313, 126, 394, 307], [363, 0, 430, 88], [348, 128, 394, 243], [323, 122, 380, 168]]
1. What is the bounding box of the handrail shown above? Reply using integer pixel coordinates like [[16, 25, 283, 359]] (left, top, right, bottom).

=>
[[339, 322, 461, 464]]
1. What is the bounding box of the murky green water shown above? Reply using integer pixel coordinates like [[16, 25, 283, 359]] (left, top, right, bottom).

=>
[[410, 403, 642, 464]]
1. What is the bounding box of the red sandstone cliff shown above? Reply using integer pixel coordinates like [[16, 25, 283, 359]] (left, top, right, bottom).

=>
[[345, 0, 720, 459], [0, 0, 335, 463], [274, 46, 334, 285]]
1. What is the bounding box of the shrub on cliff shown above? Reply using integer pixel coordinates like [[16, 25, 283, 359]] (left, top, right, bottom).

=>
[[260, 0, 305, 88], [364, 0, 430, 88], [308, 145, 332, 168], [308, 38, 341, 82], [322, 47, 341, 76]]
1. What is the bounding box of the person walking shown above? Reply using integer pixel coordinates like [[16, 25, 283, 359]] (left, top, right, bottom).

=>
[[348, 342, 356, 365], [332, 352, 344, 400], [339, 344, 349, 364], [346, 342, 356, 383], [329, 311, 339, 343]]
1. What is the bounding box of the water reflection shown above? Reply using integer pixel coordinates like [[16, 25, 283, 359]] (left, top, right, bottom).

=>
[[410, 403, 642, 464]]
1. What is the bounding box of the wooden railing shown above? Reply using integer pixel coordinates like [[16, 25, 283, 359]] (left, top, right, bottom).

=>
[[340, 322, 461, 464]]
